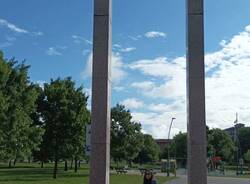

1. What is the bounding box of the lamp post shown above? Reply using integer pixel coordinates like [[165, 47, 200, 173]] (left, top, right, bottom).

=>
[[234, 113, 241, 175], [167, 117, 176, 177]]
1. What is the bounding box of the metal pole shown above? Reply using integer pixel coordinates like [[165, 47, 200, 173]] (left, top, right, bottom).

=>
[[167, 118, 175, 177]]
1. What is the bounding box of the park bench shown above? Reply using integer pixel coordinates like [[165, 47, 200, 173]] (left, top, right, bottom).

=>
[[139, 168, 146, 175], [115, 167, 128, 174]]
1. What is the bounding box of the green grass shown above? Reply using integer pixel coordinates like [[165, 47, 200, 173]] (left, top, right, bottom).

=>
[[0, 163, 173, 184]]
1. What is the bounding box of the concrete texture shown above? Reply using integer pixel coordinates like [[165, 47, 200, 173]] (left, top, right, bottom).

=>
[[89, 0, 112, 184], [186, 0, 207, 184]]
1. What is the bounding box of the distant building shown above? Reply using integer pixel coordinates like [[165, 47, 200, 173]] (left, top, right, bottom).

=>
[[224, 123, 245, 138], [155, 139, 172, 153]]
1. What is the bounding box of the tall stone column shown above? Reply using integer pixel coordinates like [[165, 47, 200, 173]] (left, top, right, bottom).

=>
[[90, 0, 112, 184], [186, 0, 207, 184]]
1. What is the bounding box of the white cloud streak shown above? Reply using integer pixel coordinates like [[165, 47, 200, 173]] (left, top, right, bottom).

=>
[[72, 35, 92, 45], [46, 47, 62, 56], [121, 98, 144, 109], [0, 18, 28, 33], [145, 31, 166, 38]]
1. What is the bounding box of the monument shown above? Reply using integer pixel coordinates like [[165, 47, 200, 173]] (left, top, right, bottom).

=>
[[186, 0, 207, 184], [89, 0, 112, 184], [90, 0, 207, 184]]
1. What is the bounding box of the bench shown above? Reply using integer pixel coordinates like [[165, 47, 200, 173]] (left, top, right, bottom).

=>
[[139, 168, 146, 175], [115, 168, 128, 174]]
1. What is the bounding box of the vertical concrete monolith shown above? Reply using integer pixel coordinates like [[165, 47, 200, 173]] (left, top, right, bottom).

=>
[[186, 0, 207, 184], [90, 0, 112, 183]]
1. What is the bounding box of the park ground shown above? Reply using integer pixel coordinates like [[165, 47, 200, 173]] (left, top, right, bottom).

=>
[[1, 163, 249, 184], [0, 163, 173, 184]]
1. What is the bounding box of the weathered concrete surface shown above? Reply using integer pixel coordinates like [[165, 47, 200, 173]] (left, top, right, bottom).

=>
[[89, 0, 112, 184], [186, 0, 207, 184]]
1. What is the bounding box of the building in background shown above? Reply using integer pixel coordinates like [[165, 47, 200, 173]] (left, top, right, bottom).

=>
[[224, 123, 245, 138], [155, 139, 172, 153]]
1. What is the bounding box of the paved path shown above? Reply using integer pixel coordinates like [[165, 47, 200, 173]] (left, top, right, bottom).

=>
[[167, 176, 250, 184]]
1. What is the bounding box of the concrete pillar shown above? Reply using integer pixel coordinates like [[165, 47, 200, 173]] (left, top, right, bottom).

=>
[[186, 0, 207, 184], [90, 0, 112, 184]]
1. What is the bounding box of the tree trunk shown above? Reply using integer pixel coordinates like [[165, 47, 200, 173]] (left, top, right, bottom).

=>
[[8, 160, 11, 168], [74, 157, 77, 173], [53, 158, 58, 179], [13, 159, 16, 167], [64, 160, 68, 171], [41, 161, 44, 168], [129, 160, 132, 168], [70, 158, 73, 170], [78, 160, 81, 168], [53, 149, 58, 179]]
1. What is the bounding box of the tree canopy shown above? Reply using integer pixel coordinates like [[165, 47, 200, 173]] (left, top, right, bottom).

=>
[[111, 104, 143, 165], [0, 53, 44, 167]]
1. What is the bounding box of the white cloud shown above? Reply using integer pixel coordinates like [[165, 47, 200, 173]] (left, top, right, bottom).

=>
[[120, 47, 136, 53], [32, 31, 44, 36], [121, 98, 144, 109], [72, 35, 92, 45], [132, 111, 186, 139], [128, 35, 142, 41], [35, 80, 46, 89], [148, 101, 185, 113], [131, 81, 155, 91], [145, 31, 166, 38], [113, 86, 125, 92], [82, 52, 127, 84], [84, 88, 92, 110], [46, 47, 62, 56], [113, 44, 136, 53], [0, 18, 28, 33], [130, 57, 186, 99], [129, 24, 250, 138]]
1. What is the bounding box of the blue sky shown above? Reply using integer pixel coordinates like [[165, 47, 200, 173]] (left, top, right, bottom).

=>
[[1, 0, 250, 138]]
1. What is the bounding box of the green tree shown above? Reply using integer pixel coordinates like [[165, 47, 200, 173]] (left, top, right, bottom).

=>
[[244, 150, 250, 163], [111, 104, 143, 166], [208, 128, 235, 162], [41, 78, 89, 178], [163, 132, 187, 166], [238, 127, 250, 156], [135, 134, 160, 164], [0, 52, 43, 167]]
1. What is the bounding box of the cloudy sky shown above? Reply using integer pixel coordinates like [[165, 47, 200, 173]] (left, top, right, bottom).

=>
[[1, 0, 250, 138]]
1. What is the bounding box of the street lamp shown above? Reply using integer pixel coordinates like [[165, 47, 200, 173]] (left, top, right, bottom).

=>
[[167, 117, 176, 177]]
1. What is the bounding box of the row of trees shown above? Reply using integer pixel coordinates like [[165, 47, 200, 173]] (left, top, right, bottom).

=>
[[0, 51, 91, 178], [163, 126, 250, 165], [0, 52, 160, 178]]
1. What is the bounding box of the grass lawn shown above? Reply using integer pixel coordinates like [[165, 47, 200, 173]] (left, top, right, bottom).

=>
[[0, 163, 173, 184]]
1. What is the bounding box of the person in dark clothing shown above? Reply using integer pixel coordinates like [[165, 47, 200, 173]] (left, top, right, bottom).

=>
[[143, 171, 157, 184]]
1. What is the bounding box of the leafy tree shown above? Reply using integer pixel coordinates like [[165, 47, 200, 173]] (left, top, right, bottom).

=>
[[238, 127, 250, 156], [41, 78, 89, 178], [0, 52, 43, 167], [162, 132, 187, 167], [208, 128, 235, 162], [135, 134, 160, 164], [244, 150, 250, 163], [111, 104, 143, 166]]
